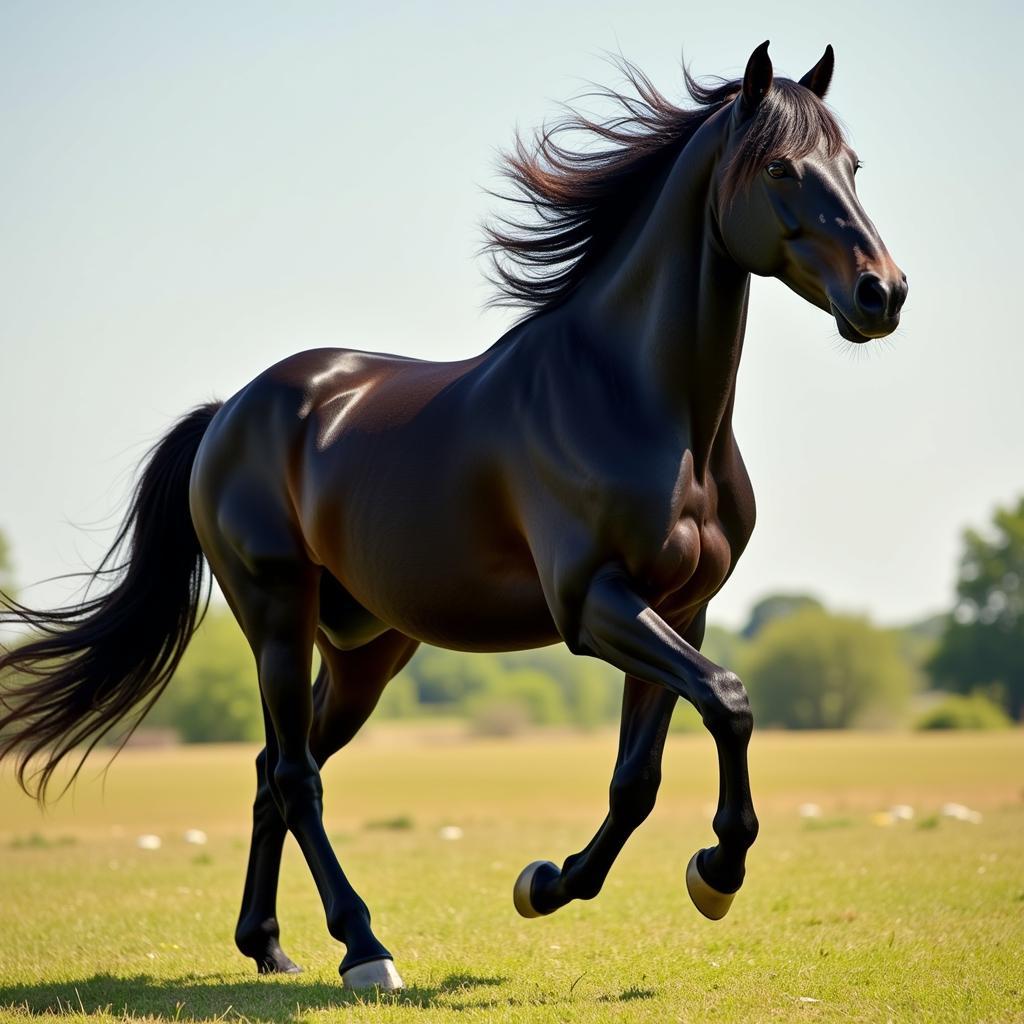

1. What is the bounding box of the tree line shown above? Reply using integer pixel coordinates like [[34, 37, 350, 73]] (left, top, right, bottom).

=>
[[2, 497, 1022, 740]]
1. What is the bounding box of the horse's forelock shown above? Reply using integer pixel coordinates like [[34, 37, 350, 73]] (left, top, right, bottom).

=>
[[723, 79, 846, 201]]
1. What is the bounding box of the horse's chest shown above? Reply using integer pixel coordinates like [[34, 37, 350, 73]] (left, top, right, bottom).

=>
[[645, 512, 734, 610], [622, 457, 751, 613]]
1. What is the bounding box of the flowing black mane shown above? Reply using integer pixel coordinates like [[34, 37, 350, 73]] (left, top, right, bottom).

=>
[[484, 59, 845, 316]]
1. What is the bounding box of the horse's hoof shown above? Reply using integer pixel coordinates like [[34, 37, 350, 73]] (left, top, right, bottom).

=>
[[257, 955, 302, 975], [340, 957, 404, 992], [513, 859, 559, 918], [686, 850, 737, 920]]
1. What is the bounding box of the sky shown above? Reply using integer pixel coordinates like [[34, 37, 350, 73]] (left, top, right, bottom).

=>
[[1, 0, 1022, 631]]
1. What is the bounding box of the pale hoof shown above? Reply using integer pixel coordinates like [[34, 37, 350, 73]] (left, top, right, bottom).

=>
[[513, 859, 558, 918], [340, 957, 404, 992], [686, 851, 737, 920]]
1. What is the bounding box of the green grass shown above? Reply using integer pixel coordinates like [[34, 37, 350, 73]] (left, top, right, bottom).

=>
[[1, 729, 1022, 1023]]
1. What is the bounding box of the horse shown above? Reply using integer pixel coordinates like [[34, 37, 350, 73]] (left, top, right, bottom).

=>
[[0, 41, 907, 992]]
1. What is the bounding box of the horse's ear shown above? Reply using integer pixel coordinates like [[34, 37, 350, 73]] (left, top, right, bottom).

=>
[[739, 40, 773, 116], [798, 44, 835, 99]]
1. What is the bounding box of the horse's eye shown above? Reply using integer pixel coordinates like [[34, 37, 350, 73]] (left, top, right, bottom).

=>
[[766, 161, 788, 179]]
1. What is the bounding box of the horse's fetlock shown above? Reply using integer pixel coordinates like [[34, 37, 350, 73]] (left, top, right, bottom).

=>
[[570, 875, 604, 901], [562, 858, 603, 901], [326, 904, 372, 945], [713, 806, 759, 850], [235, 915, 280, 954]]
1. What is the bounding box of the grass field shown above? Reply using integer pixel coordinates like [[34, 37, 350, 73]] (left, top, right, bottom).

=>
[[1, 728, 1022, 1023]]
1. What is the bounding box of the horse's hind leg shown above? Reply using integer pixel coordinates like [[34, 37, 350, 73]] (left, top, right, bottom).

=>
[[514, 674, 677, 917], [234, 684, 314, 974], [219, 553, 402, 990], [235, 631, 418, 974]]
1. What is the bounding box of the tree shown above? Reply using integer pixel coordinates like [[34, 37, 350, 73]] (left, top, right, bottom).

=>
[[915, 693, 1011, 731], [741, 592, 823, 639], [466, 668, 569, 727], [148, 608, 263, 742], [701, 624, 748, 669], [928, 497, 1024, 720], [742, 607, 915, 729]]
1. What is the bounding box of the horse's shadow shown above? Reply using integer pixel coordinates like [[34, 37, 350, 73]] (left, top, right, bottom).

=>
[[0, 971, 507, 1021], [0, 970, 658, 1019]]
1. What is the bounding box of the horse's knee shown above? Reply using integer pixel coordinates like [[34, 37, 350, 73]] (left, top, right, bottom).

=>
[[608, 759, 661, 828], [701, 671, 753, 742]]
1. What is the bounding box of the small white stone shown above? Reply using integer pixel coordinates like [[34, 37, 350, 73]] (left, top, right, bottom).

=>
[[136, 834, 162, 850], [890, 804, 914, 821], [941, 802, 981, 823], [798, 803, 822, 819], [438, 825, 463, 841], [183, 829, 208, 845]]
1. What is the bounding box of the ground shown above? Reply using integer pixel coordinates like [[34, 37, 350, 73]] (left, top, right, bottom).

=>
[[1, 728, 1022, 1023]]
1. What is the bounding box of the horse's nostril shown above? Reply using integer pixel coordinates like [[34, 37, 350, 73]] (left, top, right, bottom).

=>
[[892, 275, 909, 314], [854, 274, 888, 317]]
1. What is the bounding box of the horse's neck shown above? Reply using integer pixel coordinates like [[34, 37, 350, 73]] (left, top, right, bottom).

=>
[[578, 116, 750, 470]]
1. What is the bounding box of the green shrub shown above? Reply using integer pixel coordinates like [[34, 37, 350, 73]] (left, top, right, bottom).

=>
[[742, 608, 915, 729], [915, 692, 1012, 731]]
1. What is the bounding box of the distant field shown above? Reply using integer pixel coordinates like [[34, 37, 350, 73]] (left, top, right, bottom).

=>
[[1, 729, 1022, 1023]]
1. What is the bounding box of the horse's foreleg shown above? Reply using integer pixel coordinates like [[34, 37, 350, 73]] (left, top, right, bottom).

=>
[[521, 569, 757, 920], [515, 674, 677, 917]]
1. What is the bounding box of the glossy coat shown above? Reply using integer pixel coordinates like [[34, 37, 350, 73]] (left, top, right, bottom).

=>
[[0, 43, 906, 982]]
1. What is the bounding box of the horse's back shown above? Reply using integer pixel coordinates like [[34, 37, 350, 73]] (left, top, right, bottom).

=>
[[190, 345, 476, 545]]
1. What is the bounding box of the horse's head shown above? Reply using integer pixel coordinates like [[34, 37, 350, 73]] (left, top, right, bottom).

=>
[[716, 42, 907, 342]]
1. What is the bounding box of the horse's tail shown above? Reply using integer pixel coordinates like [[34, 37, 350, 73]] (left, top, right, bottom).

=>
[[0, 401, 223, 801]]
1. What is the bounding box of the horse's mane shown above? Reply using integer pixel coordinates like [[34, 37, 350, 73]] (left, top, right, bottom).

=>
[[483, 58, 844, 317]]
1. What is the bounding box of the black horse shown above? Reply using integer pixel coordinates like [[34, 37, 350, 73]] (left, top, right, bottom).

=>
[[0, 42, 906, 991]]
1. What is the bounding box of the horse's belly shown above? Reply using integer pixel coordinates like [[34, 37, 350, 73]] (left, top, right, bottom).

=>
[[361, 573, 560, 652], [330, 521, 561, 652]]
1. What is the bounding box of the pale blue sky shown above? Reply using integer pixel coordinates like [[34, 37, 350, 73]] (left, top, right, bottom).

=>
[[1, 0, 1021, 629]]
